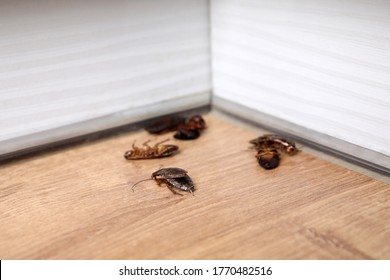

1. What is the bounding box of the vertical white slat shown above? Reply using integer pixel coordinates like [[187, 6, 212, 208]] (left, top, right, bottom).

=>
[[211, 0, 390, 169], [0, 0, 211, 156]]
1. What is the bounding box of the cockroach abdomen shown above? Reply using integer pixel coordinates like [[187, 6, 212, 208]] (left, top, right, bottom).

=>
[[257, 152, 280, 170], [166, 175, 195, 192]]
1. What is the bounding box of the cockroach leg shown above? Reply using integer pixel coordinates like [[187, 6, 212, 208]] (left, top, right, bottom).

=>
[[166, 184, 184, 196], [155, 138, 170, 145], [142, 140, 151, 146]]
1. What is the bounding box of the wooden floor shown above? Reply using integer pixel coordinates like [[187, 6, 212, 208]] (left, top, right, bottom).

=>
[[0, 112, 389, 259]]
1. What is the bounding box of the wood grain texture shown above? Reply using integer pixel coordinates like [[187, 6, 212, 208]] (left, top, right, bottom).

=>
[[211, 0, 390, 165], [0, 113, 389, 259], [0, 0, 211, 154]]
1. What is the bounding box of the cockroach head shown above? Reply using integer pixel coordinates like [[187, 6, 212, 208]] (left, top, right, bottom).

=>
[[188, 115, 206, 129], [286, 145, 299, 155]]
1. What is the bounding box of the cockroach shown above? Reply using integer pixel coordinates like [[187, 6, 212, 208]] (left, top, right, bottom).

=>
[[145, 116, 186, 134], [131, 167, 195, 196], [146, 114, 207, 140], [249, 134, 299, 170], [124, 139, 178, 160], [249, 134, 299, 155]]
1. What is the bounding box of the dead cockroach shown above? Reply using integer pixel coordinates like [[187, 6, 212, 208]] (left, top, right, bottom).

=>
[[145, 116, 186, 134], [146, 114, 207, 140], [124, 139, 178, 160], [131, 167, 195, 196], [249, 134, 299, 155], [249, 134, 299, 170]]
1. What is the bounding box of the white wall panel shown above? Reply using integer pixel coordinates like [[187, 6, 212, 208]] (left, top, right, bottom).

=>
[[0, 0, 211, 156], [211, 0, 390, 169], [2, 0, 389, 171]]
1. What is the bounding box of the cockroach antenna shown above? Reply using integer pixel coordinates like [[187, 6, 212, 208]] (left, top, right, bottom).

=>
[[131, 178, 153, 192]]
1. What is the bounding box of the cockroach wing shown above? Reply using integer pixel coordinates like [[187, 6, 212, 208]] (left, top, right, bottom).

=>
[[166, 175, 195, 192], [152, 167, 188, 179]]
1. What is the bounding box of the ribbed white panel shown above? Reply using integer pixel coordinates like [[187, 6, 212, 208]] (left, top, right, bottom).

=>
[[0, 0, 211, 155], [211, 0, 390, 168]]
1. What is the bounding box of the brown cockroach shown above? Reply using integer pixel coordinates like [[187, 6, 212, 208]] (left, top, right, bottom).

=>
[[146, 114, 207, 140], [124, 139, 178, 160], [249, 134, 299, 170], [131, 167, 195, 196]]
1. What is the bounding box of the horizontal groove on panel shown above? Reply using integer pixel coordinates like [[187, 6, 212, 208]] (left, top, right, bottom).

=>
[[213, 96, 390, 175]]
